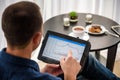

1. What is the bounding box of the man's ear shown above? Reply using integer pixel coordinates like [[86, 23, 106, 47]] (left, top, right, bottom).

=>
[[32, 32, 42, 50]]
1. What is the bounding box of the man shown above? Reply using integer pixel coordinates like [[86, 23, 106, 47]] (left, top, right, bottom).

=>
[[0, 1, 119, 80], [0, 1, 80, 80]]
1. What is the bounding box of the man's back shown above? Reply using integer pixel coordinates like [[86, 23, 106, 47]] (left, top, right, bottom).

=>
[[0, 48, 61, 80]]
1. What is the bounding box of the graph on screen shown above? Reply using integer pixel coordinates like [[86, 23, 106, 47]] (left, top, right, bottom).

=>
[[43, 35, 85, 62]]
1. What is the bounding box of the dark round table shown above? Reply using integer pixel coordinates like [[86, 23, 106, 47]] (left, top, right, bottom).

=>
[[43, 13, 120, 71]]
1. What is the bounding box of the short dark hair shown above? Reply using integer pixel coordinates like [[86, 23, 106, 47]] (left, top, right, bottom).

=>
[[2, 1, 43, 48]]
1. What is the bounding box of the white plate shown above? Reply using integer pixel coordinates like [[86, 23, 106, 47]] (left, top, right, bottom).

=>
[[69, 32, 89, 41], [86, 24, 106, 35]]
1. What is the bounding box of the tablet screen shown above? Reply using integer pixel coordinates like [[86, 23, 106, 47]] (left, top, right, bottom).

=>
[[42, 34, 86, 62]]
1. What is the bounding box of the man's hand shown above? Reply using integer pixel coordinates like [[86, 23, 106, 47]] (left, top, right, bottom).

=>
[[60, 50, 81, 80], [40, 64, 63, 76]]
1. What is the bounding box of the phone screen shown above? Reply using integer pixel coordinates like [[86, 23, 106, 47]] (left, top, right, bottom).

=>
[[112, 26, 120, 36]]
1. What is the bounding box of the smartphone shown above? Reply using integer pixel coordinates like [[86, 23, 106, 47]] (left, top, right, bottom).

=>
[[111, 25, 120, 36]]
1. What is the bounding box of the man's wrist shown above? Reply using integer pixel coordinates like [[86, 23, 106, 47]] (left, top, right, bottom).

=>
[[64, 74, 76, 80]]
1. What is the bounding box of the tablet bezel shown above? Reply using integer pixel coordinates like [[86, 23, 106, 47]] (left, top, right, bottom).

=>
[[38, 30, 91, 66]]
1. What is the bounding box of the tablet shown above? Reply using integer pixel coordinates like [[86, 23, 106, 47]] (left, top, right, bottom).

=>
[[38, 31, 91, 66]]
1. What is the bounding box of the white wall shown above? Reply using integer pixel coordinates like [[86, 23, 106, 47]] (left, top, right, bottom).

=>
[[35, 0, 120, 24]]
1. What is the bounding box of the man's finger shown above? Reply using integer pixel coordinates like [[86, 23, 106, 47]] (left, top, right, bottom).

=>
[[68, 50, 72, 57], [46, 64, 60, 68]]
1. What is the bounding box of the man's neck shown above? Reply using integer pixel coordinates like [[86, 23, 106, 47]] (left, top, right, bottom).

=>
[[6, 47, 32, 59]]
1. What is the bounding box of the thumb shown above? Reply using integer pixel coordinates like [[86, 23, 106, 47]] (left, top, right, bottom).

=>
[[60, 57, 65, 64]]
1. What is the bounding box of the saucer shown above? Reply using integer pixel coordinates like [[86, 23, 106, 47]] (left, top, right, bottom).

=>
[[70, 19, 78, 22], [69, 32, 89, 41]]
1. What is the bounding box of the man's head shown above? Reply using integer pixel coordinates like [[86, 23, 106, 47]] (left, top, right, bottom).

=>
[[2, 1, 43, 49]]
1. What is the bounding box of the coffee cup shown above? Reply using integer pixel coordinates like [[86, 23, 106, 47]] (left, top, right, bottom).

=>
[[72, 26, 85, 38]]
